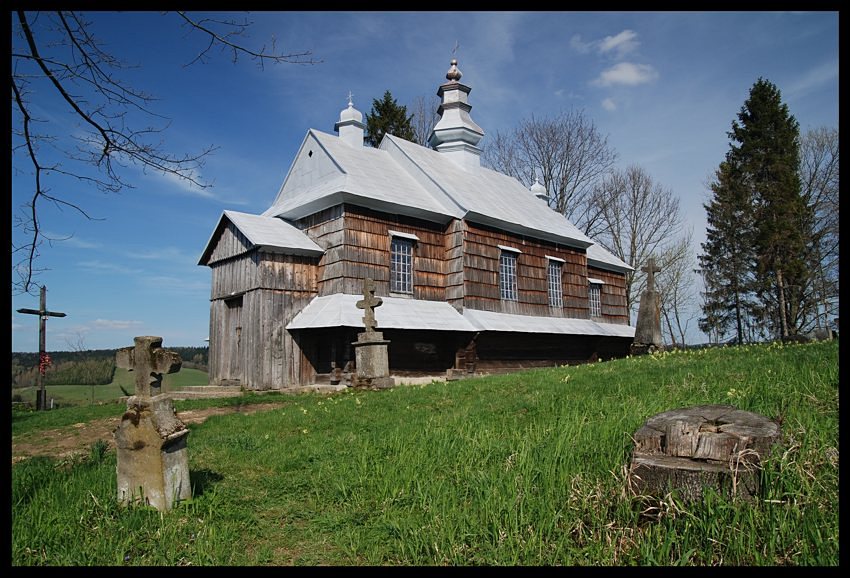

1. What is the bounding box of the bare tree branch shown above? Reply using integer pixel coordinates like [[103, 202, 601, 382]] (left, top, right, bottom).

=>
[[11, 11, 318, 295]]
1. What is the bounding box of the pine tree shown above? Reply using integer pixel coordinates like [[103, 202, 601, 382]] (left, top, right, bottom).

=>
[[364, 90, 415, 147], [698, 160, 761, 344], [728, 78, 810, 339]]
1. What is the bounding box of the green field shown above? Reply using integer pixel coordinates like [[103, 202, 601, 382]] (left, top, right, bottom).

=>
[[13, 367, 210, 407], [11, 340, 839, 566]]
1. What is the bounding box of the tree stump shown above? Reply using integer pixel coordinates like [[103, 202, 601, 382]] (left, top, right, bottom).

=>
[[628, 404, 780, 502]]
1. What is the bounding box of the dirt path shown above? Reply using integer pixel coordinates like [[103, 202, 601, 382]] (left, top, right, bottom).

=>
[[11, 402, 288, 464]]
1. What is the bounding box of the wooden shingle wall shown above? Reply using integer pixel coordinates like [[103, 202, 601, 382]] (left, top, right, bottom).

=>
[[588, 266, 630, 324], [462, 222, 587, 318]]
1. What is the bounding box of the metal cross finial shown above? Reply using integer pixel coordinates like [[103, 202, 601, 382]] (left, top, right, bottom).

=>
[[452, 40, 460, 55], [347, 91, 354, 106]]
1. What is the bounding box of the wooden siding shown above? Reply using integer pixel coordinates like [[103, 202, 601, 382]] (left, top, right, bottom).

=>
[[462, 222, 588, 318], [588, 266, 630, 324], [207, 250, 319, 389], [206, 221, 253, 265], [299, 204, 448, 300]]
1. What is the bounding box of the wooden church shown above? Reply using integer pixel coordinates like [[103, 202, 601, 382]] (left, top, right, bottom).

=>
[[198, 58, 635, 390]]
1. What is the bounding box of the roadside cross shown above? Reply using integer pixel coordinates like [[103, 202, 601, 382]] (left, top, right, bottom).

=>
[[16, 285, 66, 411], [642, 257, 661, 293]]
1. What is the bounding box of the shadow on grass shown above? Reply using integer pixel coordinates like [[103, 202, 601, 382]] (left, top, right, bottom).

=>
[[190, 468, 224, 496]]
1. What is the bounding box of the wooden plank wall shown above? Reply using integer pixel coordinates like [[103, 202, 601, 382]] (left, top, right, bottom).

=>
[[445, 219, 465, 309], [303, 204, 448, 300], [206, 221, 253, 265], [463, 222, 587, 318], [588, 266, 630, 324]]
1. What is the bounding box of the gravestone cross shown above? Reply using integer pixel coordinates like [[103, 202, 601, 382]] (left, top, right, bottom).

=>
[[115, 336, 182, 398], [113, 335, 190, 511], [643, 257, 661, 293], [356, 278, 383, 333]]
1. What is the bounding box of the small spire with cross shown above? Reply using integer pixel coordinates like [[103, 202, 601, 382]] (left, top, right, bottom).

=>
[[347, 90, 354, 107]]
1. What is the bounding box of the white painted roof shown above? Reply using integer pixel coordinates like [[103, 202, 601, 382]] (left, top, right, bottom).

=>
[[384, 135, 595, 249], [224, 210, 324, 255], [287, 293, 634, 338], [462, 308, 636, 338], [286, 294, 477, 332], [198, 210, 324, 265], [587, 243, 633, 272], [265, 130, 457, 223]]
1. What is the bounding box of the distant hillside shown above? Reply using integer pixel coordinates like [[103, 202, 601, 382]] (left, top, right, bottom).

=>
[[11, 346, 208, 388]]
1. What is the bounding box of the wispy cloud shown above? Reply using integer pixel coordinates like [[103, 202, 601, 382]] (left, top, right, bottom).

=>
[[592, 62, 659, 87], [77, 260, 144, 275], [92, 319, 144, 330], [570, 34, 593, 54], [598, 30, 640, 59], [783, 59, 839, 100], [41, 232, 101, 249], [601, 98, 617, 111]]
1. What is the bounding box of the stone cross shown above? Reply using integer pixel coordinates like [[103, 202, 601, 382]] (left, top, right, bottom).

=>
[[116, 336, 182, 398], [642, 257, 661, 293], [356, 278, 383, 333]]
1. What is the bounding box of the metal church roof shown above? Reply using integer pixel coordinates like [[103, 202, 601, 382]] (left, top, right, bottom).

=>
[[197, 210, 324, 265], [462, 308, 636, 338], [286, 293, 635, 338], [286, 294, 477, 332]]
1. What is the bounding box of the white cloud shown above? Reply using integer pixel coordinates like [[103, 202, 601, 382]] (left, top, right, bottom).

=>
[[92, 319, 144, 330], [41, 233, 101, 249], [601, 98, 617, 111], [592, 62, 659, 87], [598, 30, 639, 59], [570, 34, 593, 54], [77, 260, 144, 275]]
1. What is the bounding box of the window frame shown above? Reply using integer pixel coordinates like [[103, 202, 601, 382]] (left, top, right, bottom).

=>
[[588, 280, 603, 318], [389, 232, 417, 295], [498, 245, 521, 302], [546, 256, 564, 308]]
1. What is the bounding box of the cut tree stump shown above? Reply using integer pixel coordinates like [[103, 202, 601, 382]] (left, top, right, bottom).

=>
[[628, 404, 781, 502]]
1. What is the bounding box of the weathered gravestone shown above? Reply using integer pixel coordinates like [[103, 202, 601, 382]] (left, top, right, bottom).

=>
[[351, 278, 395, 389], [631, 257, 663, 355], [113, 336, 191, 511], [628, 404, 781, 502]]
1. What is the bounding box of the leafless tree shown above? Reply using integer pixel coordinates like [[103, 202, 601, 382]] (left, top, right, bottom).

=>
[[11, 11, 318, 295], [799, 126, 839, 333], [593, 165, 685, 321], [655, 230, 698, 347], [410, 94, 441, 148], [482, 109, 618, 238]]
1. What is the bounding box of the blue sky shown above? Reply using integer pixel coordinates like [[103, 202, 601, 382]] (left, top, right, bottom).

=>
[[11, 11, 839, 352]]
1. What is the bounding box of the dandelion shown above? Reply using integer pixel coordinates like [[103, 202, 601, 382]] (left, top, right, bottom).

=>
[[302, 429, 309, 434], [355, 398, 362, 405]]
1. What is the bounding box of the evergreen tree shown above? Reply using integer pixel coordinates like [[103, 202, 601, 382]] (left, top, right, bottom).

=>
[[699, 78, 813, 342], [364, 90, 415, 147], [698, 160, 761, 344], [728, 78, 810, 339]]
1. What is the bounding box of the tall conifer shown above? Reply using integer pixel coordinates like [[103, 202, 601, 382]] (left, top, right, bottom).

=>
[[364, 90, 415, 147]]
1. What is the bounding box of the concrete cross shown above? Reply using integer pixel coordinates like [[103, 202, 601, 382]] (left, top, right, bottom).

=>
[[356, 278, 383, 333], [115, 336, 182, 398], [642, 257, 661, 293]]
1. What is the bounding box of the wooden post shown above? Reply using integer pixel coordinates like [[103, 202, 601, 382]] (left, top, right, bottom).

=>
[[16, 286, 66, 411]]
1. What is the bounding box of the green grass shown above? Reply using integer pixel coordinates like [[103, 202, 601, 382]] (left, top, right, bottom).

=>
[[11, 340, 839, 566], [12, 367, 210, 408]]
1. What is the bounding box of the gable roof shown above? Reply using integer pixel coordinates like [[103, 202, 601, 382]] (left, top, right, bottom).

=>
[[198, 210, 324, 266], [265, 129, 595, 251], [264, 130, 457, 224], [587, 243, 632, 273]]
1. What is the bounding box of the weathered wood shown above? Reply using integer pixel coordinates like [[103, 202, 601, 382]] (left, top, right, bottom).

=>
[[628, 404, 781, 502]]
